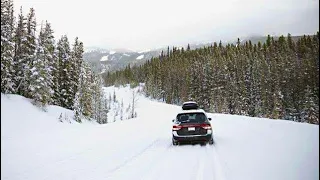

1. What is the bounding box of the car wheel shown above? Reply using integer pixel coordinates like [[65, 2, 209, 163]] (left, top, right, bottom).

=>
[[209, 138, 214, 145], [172, 139, 178, 146]]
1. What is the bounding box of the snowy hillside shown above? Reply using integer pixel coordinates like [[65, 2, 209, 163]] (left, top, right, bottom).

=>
[[1, 86, 319, 180], [83, 49, 161, 73]]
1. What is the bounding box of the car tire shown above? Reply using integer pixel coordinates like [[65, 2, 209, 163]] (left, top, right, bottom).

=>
[[172, 139, 178, 146], [209, 138, 214, 145]]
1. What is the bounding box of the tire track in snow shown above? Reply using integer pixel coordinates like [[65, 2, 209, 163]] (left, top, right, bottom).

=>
[[102, 120, 173, 179], [135, 142, 173, 179], [209, 143, 227, 180], [104, 139, 173, 180], [106, 138, 161, 174], [138, 141, 176, 180], [140, 144, 209, 180], [205, 144, 216, 179], [105, 121, 170, 173], [187, 143, 227, 180], [41, 138, 167, 180], [195, 146, 206, 180]]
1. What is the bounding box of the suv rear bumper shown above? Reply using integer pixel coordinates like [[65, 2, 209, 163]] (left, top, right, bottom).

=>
[[172, 132, 212, 142]]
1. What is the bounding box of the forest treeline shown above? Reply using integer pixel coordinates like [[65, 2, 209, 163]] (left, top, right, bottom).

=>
[[103, 33, 319, 124]]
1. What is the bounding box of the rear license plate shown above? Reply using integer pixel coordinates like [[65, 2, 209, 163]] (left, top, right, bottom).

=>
[[188, 127, 195, 131]]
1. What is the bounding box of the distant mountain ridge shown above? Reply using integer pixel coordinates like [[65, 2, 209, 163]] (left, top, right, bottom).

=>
[[83, 48, 163, 74]]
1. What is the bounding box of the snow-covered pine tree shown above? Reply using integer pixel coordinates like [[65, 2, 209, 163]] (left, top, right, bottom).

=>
[[79, 62, 94, 117], [28, 22, 53, 108], [56, 35, 73, 109], [13, 7, 29, 96], [144, 71, 156, 98], [62, 35, 75, 109], [243, 52, 253, 116], [42, 21, 56, 104], [302, 86, 319, 124], [1, 0, 15, 94], [23, 7, 37, 99], [201, 55, 212, 111], [71, 37, 85, 123], [55, 37, 64, 106], [90, 73, 108, 123], [70, 37, 83, 101], [43, 22, 60, 106], [225, 48, 237, 115], [98, 80, 108, 124], [52, 43, 61, 106], [99, 94, 108, 124], [251, 48, 263, 117], [188, 57, 201, 103], [91, 73, 99, 121]]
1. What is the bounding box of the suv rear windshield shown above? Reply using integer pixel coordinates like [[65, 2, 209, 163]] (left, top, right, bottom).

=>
[[176, 113, 207, 123]]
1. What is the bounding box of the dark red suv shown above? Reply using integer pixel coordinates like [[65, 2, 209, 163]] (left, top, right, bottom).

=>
[[172, 103, 214, 146]]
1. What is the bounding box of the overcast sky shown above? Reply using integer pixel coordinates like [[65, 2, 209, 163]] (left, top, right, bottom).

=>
[[14, 0, 319, 51]]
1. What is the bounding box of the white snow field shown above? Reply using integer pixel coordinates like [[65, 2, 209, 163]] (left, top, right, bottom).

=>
[[1, 85, 319, 180], [136, 55, 144, 60], [100, 55, 109, 61]]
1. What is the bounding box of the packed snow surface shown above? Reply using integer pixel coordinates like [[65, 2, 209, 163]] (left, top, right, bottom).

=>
[[1, 85, 319, 180]]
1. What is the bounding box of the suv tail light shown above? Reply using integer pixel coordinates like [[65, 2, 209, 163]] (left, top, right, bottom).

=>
[[172, 125, 182, 131], [201, 124, 212, 130]]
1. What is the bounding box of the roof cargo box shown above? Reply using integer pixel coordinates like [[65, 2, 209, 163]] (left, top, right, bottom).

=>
[[182, 101, 199, 110]]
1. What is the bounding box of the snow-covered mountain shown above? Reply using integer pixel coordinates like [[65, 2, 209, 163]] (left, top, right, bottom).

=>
[[83, 48, 162, 73], [1, 85, 319, 180]]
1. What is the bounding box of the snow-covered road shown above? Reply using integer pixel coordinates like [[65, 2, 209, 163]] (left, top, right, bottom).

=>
[[1, 91, 224, 180], [1, 85, 319, 180], [59, 97, 225, 180]]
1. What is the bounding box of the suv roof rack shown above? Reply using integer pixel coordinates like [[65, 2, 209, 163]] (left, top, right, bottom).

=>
[[182, 101, 199, 110]]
